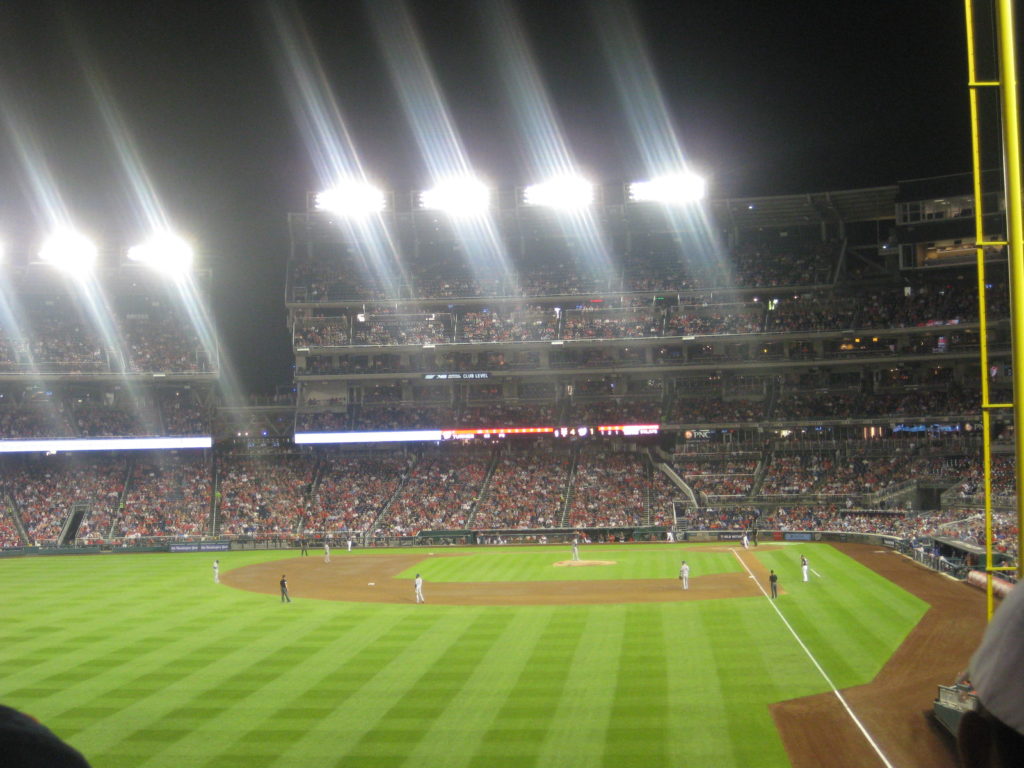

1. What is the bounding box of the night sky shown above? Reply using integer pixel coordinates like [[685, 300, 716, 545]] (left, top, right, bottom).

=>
[[0, 0, 973, 395]]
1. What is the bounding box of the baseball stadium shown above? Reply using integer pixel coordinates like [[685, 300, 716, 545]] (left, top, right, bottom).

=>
[[2, 2, 1024, 768]]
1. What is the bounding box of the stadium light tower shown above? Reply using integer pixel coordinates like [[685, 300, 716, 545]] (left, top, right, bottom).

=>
[[39, 229, 98, 274], [420, 176, 491, 216], [629, 173, 707, 204], [315, 181, 386, 217], [523, 175, 594, 210], [127, 231, 194, 278]]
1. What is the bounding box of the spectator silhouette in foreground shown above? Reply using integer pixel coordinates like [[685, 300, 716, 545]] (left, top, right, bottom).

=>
[[0, 704, 91, 767], [958, 583, 1024, 767]]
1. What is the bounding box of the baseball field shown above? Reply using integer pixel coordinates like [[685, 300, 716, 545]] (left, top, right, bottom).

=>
[[0, 542, 987, 767]]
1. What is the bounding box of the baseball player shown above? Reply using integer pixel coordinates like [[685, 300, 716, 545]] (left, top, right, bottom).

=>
[[801, 554, 809, 582], [280, 574, 291, 603], [414, 573, 425, 603], [324, 542, 330, 563], [571, 537, 580, 561], [347, 537, 353, 552], [679, 560, 690, 590], [769, 570, 778, 599], [742, 533, 749, 549], [213, 559, 219, 583]]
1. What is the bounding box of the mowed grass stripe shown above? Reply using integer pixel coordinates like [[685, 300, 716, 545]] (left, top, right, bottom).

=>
[[469, 609, 588, 767], [93, 607, 437, 768], [532, 605, 628, 767], [394, 608, 559, 768], [80, 612, 360, 762], [604, 604, 669, 766], [702, 600, 796, 768], [172, 609, 450, 768], [206, 609, 503, 767], [317, 610, 516, 768]]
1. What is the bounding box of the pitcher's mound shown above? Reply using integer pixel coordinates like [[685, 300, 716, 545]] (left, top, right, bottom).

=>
[[553, 559, 617, 567]]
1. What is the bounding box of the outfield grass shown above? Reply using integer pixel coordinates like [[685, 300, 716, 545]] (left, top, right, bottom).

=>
[[0, 543, 927, 768]]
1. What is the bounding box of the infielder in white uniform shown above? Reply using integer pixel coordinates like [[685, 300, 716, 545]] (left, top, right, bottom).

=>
[[324, 542, 330, 563], [679, 560, 690, 590], [742, 533, 749, 549], [347, 537, 353, 552], [801, 554, 809, 582], [571, 537, 580, 561], [213, 559, 219, 583], [414, 573, 425, 603]]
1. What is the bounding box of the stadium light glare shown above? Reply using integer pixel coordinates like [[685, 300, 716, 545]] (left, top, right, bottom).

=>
[[127, 231, 194, 278], [315, 181, 386, 217], [629, 173, 706, 204], [523, 176, 594, 209], [38, 229, 98, 274], [420, 177, 491, 216]]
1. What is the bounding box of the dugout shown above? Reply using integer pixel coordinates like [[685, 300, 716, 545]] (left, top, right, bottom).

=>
[[929, 536, 1012, 571]]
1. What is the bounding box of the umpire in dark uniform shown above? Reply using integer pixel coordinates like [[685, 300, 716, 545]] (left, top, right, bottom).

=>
[[280, 574, 292, 603]]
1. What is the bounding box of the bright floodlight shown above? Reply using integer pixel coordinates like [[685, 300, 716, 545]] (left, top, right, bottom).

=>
[[127, 232, 194, 277], [629, 173, 706, 204], [523, 176, 594, 209], [420, 177, 490, 216], [39, 229, 98, 274], [315, 181, 386, 217]]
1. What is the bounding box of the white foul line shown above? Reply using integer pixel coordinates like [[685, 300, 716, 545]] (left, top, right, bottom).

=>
[[731, 549, 895, 768]]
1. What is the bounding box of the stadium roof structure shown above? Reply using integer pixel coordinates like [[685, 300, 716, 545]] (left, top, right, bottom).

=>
[[708, 186, 898, 230]]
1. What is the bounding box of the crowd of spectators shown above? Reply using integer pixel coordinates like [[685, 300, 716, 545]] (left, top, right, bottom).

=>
[[0, 404, 74, 438], [668, 397, 765, 424], [2, 456, 127, 545], [472, 446, 570, 528], [115, 454, 212, 538], [157, 390, 209, 436], [459, 310, 558, 342], [377, 447, 490, 535], [216, 454, 315, 536], [675, 457, 758, 498], [570, 399, 661, 424], [567, 449, 648, 527], [0, 436, 1015, 564], [665, 304, 764, 336], [0, 512, 20, 547], [310, 454, 407, 534], [759, 454, 825, 495], [288, 242, 849, 303], [351, 315, 452, 346], [0, 296, 214, 375], [352, 405, 458, 430]]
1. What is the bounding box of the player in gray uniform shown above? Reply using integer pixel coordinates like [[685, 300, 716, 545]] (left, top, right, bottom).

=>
[[679, 560, 690, 590], [213, 559, 219, 583], [571, 537, 580, 561]]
